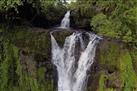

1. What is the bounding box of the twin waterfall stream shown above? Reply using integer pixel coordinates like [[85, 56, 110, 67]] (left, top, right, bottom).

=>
[[50, 11, 100, 91]]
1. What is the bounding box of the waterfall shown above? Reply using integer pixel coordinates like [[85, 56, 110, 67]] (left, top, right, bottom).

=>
[[51, 32, 100, 91], [60, 11, 70, 28]]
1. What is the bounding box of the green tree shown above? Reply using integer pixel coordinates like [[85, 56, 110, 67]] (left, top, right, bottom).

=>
[[0, 0, 22, 12]]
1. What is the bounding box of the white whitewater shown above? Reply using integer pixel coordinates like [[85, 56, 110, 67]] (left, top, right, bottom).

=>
[[51, 32, 100, 91], [60, 11, 70, 28]]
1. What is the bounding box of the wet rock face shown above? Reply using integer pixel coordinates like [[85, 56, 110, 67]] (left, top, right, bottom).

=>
[[10, 27, 75, 90], [10, 27, 137, 91]]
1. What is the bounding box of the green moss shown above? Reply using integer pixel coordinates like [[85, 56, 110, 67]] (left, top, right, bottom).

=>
[[0, 29, 2, 32], [0, 41, 20, 91], [98, 73, 107, 91], [0, 26, 55, 91], [37, 67, 45, 82], [130, 48, 137, 75], [119, 50, 137, 91], [7, 27, 50, 59], [88, 40, 122, 91], [2, 26, 137, 91], [97, 40, 137, 91], [98, 72, 117, 91], [53, 30, 73, 47], [99, 42, 120, 72]]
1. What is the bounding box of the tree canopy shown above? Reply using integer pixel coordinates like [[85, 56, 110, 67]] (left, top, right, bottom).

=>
[[69, 0, 137, 46], [0, 0, 66, 28]]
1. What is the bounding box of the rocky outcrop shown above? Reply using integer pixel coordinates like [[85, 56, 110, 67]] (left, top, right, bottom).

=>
[[88, 38, 137, 91], [7, 26, 137, 91]]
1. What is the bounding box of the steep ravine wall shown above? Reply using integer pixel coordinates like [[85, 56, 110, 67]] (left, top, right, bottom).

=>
[[88, 39, 137, 91], [4, 27, 137, 91]]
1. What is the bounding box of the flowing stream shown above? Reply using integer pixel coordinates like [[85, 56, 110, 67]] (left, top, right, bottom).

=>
[[60, 11, 70, 28], [51, 32, 100, 91]]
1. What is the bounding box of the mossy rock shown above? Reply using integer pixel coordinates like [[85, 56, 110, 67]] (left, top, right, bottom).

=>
[[52, 29, 74, 47], [2, 26, 137, 91], [89, 38, 137, 91]]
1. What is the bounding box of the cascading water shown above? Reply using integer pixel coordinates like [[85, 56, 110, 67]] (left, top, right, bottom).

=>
[[51, 32, 100, 91], [60, 11, 70, 28]]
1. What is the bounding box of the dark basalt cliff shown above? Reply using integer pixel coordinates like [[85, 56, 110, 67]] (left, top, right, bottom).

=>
[[3, 26, 137, 91]]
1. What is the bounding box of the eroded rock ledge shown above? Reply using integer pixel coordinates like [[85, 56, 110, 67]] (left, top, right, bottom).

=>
[[8, 27, 137, 91]]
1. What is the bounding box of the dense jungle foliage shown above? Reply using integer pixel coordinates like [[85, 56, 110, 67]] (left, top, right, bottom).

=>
[[0, 0, 66, 27], [69, 0, 137, 47], [0, 0, 137, 91]]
